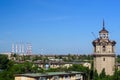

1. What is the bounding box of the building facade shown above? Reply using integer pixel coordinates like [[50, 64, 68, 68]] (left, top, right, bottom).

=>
[[92, 22, 116, 75]]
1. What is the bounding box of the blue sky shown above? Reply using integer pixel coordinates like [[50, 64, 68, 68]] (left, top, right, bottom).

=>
[[0, 0, 120, 54]]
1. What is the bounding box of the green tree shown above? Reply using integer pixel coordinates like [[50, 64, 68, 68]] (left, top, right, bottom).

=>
[[68, 64, 90, 80], [113, 69, 120, 80], [93, 70, 98, 80], [99, 69, 106, 79], [0, 54, 14, 70]]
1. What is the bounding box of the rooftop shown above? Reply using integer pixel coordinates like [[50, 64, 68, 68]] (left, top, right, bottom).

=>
[[99, 27, 109, 33], [15, 71, 84, 78]]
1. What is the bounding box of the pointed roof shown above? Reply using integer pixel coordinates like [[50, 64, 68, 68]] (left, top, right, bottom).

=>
[[99, 20, 109, 33], [103, 19, 105, 27]]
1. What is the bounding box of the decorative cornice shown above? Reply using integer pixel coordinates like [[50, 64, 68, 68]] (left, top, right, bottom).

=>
[[93, 54, 115, 57]]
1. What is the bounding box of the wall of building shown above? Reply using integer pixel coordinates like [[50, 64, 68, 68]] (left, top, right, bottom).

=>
[[94, 56, 115, 75], [15, 76, 36, 80]]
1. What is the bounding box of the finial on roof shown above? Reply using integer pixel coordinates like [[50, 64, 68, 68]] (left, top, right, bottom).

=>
[[99, 19, 108, 33], [103, 19, 105, 29]]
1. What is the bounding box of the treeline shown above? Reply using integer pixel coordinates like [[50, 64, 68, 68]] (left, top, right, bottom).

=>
[[0, 54, 90, 80], [11, 53, 93, 62]]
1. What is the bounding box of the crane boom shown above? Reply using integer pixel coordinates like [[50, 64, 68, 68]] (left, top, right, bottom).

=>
[[91, 32, 96, 39]]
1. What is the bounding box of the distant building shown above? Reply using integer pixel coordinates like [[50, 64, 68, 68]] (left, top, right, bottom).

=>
[[0, 52, 11, 59], [92, 21, 116, 75], [15, 71, 86, 80], [116, 63, 120, 70], [33, 61, 91, 69]]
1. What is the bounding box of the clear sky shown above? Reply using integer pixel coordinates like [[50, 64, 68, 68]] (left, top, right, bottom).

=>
[[0, 0, 120, 55]]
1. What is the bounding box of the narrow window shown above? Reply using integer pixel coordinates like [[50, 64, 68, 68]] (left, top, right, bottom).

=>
[[103, 46, 106, 52], [103, 58, 105, 61]]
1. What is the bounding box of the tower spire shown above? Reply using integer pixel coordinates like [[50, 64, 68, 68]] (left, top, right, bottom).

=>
[[103, 19, 105, 29]]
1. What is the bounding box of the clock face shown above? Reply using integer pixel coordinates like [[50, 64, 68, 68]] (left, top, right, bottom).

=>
[[101, 33, 107, 39], [103, 34, 106, 38]]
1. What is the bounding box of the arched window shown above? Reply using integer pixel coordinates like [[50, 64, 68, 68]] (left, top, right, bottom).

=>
[[103, 46, 106, 52]]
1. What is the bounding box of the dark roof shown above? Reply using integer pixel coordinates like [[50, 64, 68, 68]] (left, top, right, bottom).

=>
[[92, 38, 100, 46], [92, 38, 116, 46], [99, 27, 108, 33]]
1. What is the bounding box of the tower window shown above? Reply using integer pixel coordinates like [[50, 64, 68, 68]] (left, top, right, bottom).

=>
[[103, 46, 106, 52], [103, 58, 105, 61], [103, 34, 106, 38]]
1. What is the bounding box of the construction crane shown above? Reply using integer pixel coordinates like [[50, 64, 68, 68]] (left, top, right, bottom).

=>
[[91, 32, 97, 39]]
